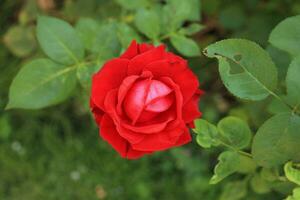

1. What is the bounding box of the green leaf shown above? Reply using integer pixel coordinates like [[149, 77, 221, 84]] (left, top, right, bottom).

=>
[[117, 23, 141, 48], [0, 115, 11, 140], [3, 25, 36, 57], [75, 17, 100, 51], [77, 63, 101, 91], [134, 9, 160, 39], [286, 56, 300, 106], [286, 188, 300, 200], [252, 113, 300, 167], [166, 0, 200, 23], [37, 16, 84, 65], [269, 15, 300, 57], [204, 39, 278, 101], [115, 0, 150, 10], [178, 23, 205, 36], [217, 116, 252, 149], [210, 151, 240, 184], [285, 161, 300, 186], [193, 119, 219, 148], [6, 59, 77, 109], [92, 23, 121, 60], [220, 180, 247, 200], [250, 173, 271, 194], [170, 34, 200, 57]]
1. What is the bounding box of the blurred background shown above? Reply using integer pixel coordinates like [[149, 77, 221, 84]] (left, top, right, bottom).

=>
[[1, 0, 300, 199]]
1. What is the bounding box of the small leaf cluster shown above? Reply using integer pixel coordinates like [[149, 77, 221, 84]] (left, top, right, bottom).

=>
[[197, 15, 300, 199], [6, 0, 202, 110]]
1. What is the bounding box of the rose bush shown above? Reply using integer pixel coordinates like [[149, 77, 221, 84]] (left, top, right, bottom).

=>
[[90, 40, 203, 159]]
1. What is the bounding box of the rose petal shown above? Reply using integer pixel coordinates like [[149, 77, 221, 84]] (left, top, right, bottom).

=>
[[92, 58, 129, 110], [120, 40, 139, 59], [174, 128, 192, 146], [100, 114, 128, 158], [138, 43, 155, 53], [127, 45, 166, 75], [182, 89, 203, 124]]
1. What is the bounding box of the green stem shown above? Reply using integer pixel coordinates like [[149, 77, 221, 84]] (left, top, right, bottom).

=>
[[218, 140, 253, 158]]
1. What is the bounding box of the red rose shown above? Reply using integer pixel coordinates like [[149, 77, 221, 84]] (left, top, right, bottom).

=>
[[90, 40, 203, 159]]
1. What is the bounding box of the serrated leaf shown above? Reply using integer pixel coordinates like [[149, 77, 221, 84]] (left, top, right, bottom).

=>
[[285, 161, 300, 186], [204, 39, 278, 101], [75, 17, 100, 51], [210, 151, 240, 184], [193, 119, 219, 148], [134, 9, 160, 39], [286, 56, 300, 106], [252, 113, 300, 167], [6, 59, 77, 109], [217, 116, 252, 149], [170, 34, 200, 57], [117, 23, 141, 48], [37, 16, 84, 65], [269, 15, 300, 57]]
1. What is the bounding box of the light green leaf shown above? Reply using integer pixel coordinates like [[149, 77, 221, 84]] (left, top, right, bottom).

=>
[[37, 16, 84, 65], [117, 23, 141, 48], [75, 17, 100, 51], [220, 180, 247, 200], [204, 39, 278, 101], [286, 56, 300, 106], [269, 15, 300, 57], [252, 113, 300, 167], [134, 9, 160, 39], [170, 34, 200, 57], [178, 23, 205, 36], [92, 23, 121, 60], [193, 119, 219, 148], [286, 188, 300, 200], [6, 59, 77, 109], [217, 116, 252, 149], [250, 173, 271, 194], [210, 151, 240, 184], [285, 161, 300, 186], [3, 25, 36, 57]]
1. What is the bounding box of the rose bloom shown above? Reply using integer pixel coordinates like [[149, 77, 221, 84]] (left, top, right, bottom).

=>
[[90, 40, 203, 159]]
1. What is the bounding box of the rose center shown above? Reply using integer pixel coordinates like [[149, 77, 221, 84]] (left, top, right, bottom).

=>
[[123, 79, 174, 123]]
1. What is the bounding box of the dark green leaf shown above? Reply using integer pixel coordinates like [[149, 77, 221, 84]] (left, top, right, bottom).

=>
[[204, 39, 278, 100], [269, 15, 300, 57], [37, 16, 84, 65], [252, 113, 300, 167], [210, 151, 240, 184], [217, 116, 252, 149], [286, 56, 300, 106], [6, 59, 77, 109]]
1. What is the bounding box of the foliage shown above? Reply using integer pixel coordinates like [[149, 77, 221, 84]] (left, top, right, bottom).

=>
[[1, 0, 300, 199]]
